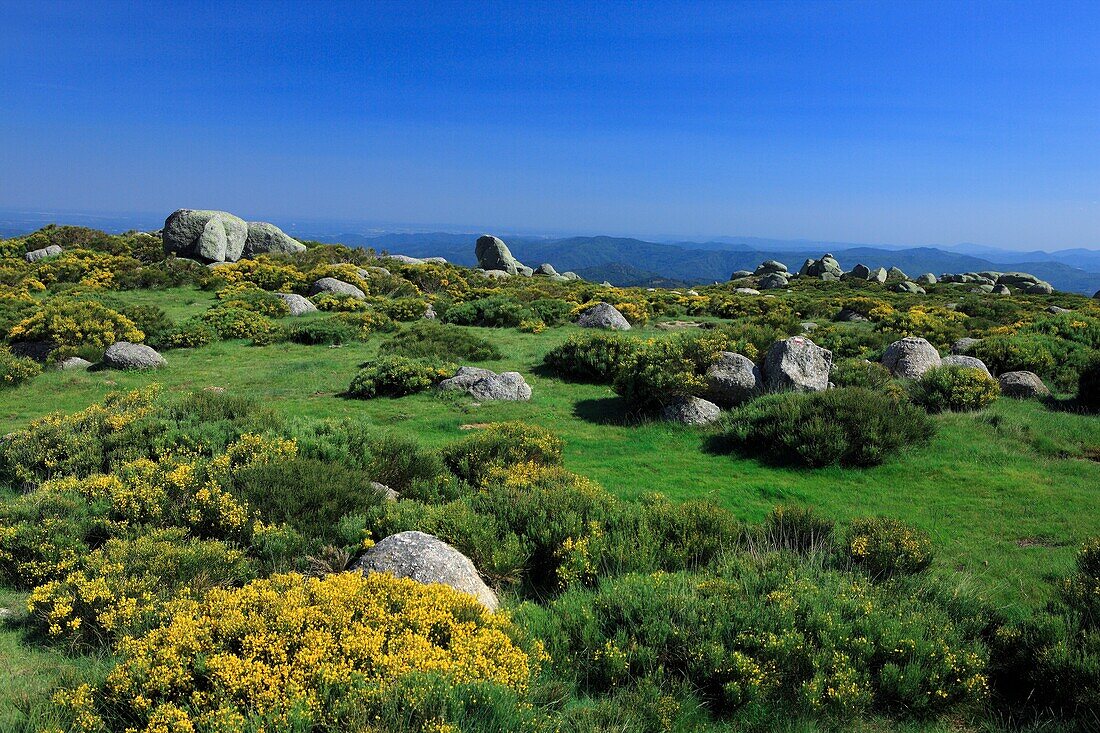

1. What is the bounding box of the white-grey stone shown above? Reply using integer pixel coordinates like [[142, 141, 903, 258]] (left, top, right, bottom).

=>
[[350, 531, 498, 610], [24, 244, 63, 262], [882, 337, 941, 379], [705, 352, 762, 406], [309, 277, 366, 299], [275, 293, 317, 315], [162, 209, 248, 263], [763, 337, 833, 392], [103, 342, 166, 370], [438, 366, 532, 401], [576, 302, 631, 330], [244, 221, 306, 256], [998, 371, 1049, 398], [661, 396, 721, 425], [941, 355, 993, 378]]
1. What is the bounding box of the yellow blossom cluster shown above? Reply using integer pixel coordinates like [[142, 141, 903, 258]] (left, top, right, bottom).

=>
[[55, 572, 535, 733]]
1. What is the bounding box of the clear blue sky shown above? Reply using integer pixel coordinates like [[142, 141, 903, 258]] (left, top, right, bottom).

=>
[[1, 0, 1098, 249]]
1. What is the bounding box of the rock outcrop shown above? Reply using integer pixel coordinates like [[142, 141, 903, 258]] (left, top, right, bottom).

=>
[[705, 352, 762, 406], [243, 221, 306, 257], [763, 337, 832, 392], [475, 235, 526, 275], [881, 337, 941, 379], [162, 209, 249, 263]]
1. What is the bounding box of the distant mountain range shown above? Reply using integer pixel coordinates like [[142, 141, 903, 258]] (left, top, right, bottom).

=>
[[1, 209, 1098, 295], [335, 232, 1100, 295]]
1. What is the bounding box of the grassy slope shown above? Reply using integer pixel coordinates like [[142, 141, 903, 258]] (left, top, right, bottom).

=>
[[2, 286, 1098, 613]]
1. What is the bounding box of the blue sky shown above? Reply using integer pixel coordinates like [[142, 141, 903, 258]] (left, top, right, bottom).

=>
[[1, 0, 1098, 249]]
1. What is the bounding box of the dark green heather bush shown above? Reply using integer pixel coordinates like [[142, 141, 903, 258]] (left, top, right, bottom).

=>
[[721, 388, 934, 468], [346, 356, 454, 399], [844, 517, 934, 578], [379, 321, 502, 361], [441, 295, 533, 327], [830, 358, 895, 391], [287, 318, 358, 345], [543, 332, 638, 383], [1078, 354, 1100, 410]]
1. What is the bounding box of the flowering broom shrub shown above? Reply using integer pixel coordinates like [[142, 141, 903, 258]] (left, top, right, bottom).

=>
[[441, 422, 564, 487], [0, 345, 41, 388], [543, 332, 638, 383], [52, 572, 536, 733], [909, 365, 1000, 413], [8, 299, 144, 357], [844, 517, 934, 578], [347, 356, 455, 398]]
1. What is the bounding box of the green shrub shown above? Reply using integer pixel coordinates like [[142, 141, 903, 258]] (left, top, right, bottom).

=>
[[544, 332, 637, 383], [760, 504, 834, 554], [117, 304, 175, 347], [721, 388, 934, 468], [1078, 355, 1100, 410], [346, 356, 454, 399], [334, 309, 397, 338], [0, 346, 41, 388], [378, 296, 430, 321], [380, 320, 502, 361], [845, 517, 934, 578], [201, 306, 281, 341], [442, 296, 533, 327], [441, 422, 564, 487], [216, 286, 291, 317], [830, 358, 894, 391], [290, 420, 448, 494], [909, 365, 1000, 413], [164, 318, 217, 349], [519, 557, 988, 719], [530, 298, 574, 326], [612, 337, 706, 409], [233, 457, 390, 544], [288, 319, 358, 345]]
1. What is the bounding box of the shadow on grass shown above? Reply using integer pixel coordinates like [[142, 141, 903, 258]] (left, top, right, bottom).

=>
[[572, 396, 648, 426], [1041, 394, 1098, 415]]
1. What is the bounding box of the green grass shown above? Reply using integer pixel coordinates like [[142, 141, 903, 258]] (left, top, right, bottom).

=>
[[3, 288, 1098, 612]]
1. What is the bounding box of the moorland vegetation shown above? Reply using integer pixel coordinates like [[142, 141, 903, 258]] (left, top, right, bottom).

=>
[[1, 222, 1099, 732]]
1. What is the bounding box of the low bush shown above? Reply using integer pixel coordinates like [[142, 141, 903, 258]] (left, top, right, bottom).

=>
[[116, 303, 175, 347], [544, 332, 637, 383], [721, 388, 934, 467], [844, 517, 934, 578], [612, 337, 707, 409], [529, 297, 574, 325], [760, 504, 834, 554], [830, 358, 895, 391], [201, 306, 281, 341], [380, 320, 502, 361], [442, 295, 533, 327], [441, 422, 564, 487], [0, 345, 41, 388], [233, 457, 390, 544], [377, 296, 430, 321], [288, 318, 358, 345], [163, 318, 217, 349], [335, 309, 397, 337], [1078, 354, 1100, 410], [215, 283, 291, 316], [347, 356, 454, 399], [909, 365, 1000, 413], [518, 557, 988, 720]]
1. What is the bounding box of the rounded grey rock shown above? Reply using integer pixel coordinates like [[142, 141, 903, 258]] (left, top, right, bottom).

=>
[[881, 337, 941, 379], [103, 342, 166, 370], [998, 371, 1049, 398], [162, 209, 248, 263], [951, 337, 981, 355], [661, 396, 721, 425], [941, 355, 993, 378], [350, 531, 498, 610], [244, 221, 306, 256], [705, 352, 762, 406], [475, 235, 523, 275], [24, 245, 63, 263], [763, 337, 833, 392], [437, 366, 532, 401], [309, 277, 366, 299], [576, 302, 631, 330], [275, 293, 317, 316]]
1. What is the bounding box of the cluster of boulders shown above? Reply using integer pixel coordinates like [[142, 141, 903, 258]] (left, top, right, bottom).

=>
[[162, 209, 306, 263], [663, 336, 833, 425], [475, 235, 579, 282], [880, 335, 1048, 397], [730, 255, 1057, 297], [948, 337, 1050, 397]]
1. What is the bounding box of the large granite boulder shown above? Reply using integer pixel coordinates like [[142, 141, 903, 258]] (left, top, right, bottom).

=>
[[438, 366, 532, 401], [997, 272, 1041, 287], [103, 342, 166, 370], [941, 355, 993, 378], [350, 531, 498, 610], [1025, 281, 1054, 295], [275, 293, 318, 315], [881, 337, 941, 379], [24, 245, 63, 263], [730, 269, 754, 280], [998, 371, 1049, 398], [244, 221, 306, 256], [162, 209, 248, 263], [763, 337, 832, 392], [705, 352, 762, 406], [916, 273, 937, 285], [844, 263, 871, 280], [475, 235, 523, 275], [891, 281, 926, 294], [758, 272, 789, 290], [886, 266, 909, 282], [534, 263, 558, 276], [55, 356, 93, 371], [661, 396, 721, 425], [869, 267, 888, 283], [576, 302, 631, 330], [309, 277, 366, 299], [799, 253, 843, 280]]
